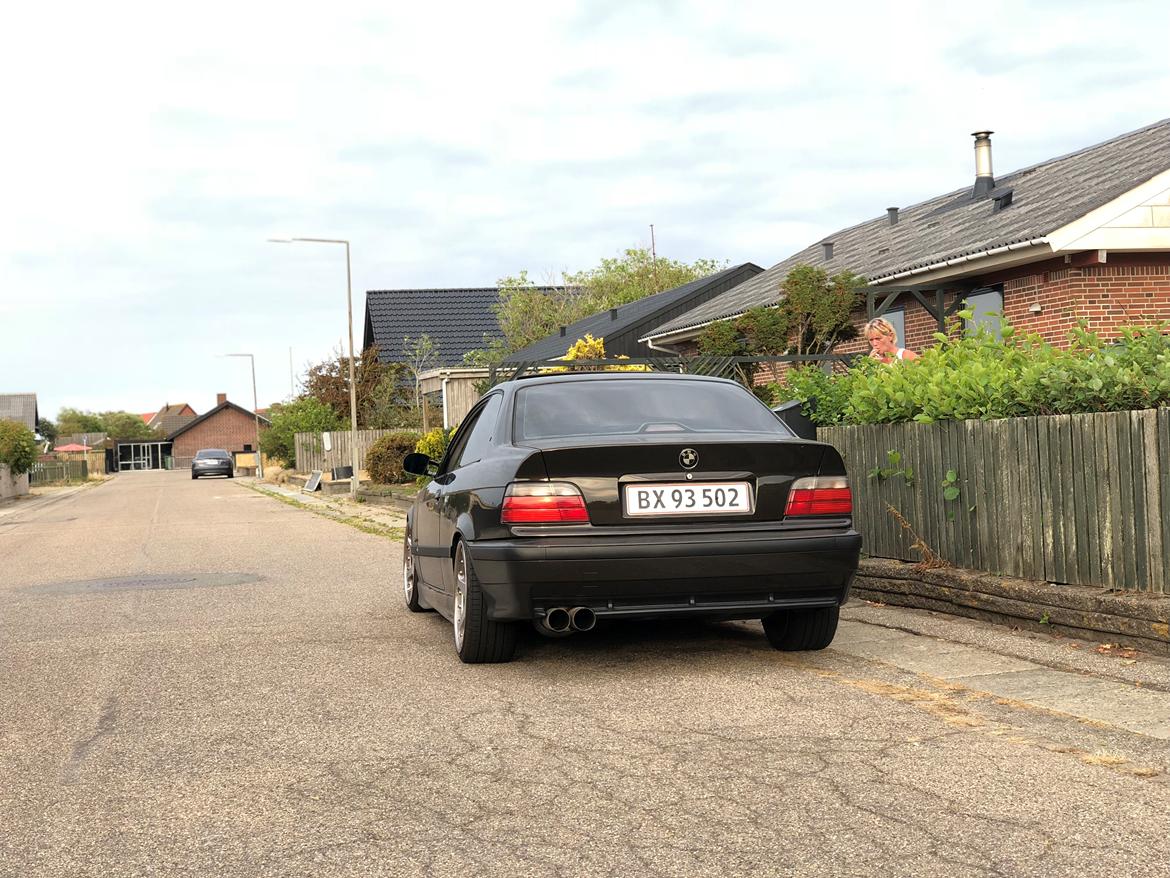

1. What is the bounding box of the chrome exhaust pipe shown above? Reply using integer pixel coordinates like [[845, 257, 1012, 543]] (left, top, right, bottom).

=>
[[569, 606, 596, 632], [537, 607, 572, 636]]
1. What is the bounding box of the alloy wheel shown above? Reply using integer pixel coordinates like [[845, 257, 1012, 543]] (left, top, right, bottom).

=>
[[453, 544, 468, 651], [403, 537, 415, 604]]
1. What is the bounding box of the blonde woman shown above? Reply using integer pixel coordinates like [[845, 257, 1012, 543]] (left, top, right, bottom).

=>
[[865, 317, 919, 363]]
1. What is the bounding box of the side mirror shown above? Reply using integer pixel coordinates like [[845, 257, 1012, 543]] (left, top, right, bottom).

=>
[[402, 452, 438, 477]]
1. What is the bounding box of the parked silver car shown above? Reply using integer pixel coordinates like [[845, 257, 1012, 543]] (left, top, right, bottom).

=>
[[191, 449, 234, 479]]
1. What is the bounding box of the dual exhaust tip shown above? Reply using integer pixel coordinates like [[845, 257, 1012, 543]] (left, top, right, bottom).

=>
[[540, 606, 596, 635]]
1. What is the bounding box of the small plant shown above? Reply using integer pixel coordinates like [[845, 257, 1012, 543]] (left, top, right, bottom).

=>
[[1039, 612, 1051, 625], [941, 468, 961, 521], [868, 450, 914, 486], [886, 503, 950, 569]]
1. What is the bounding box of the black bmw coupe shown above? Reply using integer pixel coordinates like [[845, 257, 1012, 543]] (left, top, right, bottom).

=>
[[401, 372, 861, 663]]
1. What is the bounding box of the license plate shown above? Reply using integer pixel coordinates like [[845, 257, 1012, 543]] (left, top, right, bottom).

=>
[[624, 482, 753, 516]]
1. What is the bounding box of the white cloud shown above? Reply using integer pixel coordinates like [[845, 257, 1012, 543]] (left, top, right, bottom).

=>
[[2, 0, 1169, 417]]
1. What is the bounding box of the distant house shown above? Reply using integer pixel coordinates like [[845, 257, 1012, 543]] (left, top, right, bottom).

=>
[[363, 286, 560, 366], [641, 120, 1170, 357], [144, 403, 198, 435], [167, 393, 270, 471], [0, 393, 38, 431], [502, 264, 763, 363]]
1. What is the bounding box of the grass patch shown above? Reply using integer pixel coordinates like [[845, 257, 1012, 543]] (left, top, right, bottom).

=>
[[246, 484, 405, 543]]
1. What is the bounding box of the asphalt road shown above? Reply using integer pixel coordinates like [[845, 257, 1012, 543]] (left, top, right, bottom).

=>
[[2, 471, 1168, 877]]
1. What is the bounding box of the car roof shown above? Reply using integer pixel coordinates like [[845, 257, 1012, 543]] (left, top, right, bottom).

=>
[[497, 371, 741, 392]]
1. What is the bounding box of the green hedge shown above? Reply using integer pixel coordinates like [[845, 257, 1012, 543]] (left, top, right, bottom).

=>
[[366, 430, 423, 484], [777, 318, 1170, 426]]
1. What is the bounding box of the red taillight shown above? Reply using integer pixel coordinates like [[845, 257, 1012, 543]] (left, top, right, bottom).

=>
[[785, 477, 852, 516], [501, 482, 590, 524]]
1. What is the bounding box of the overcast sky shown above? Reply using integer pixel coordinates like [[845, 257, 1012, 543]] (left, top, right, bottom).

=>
[[3, 0, 1169, 421]]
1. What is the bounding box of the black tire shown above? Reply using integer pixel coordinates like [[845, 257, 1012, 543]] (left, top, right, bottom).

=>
[[403, 533, 428, 613], [191, 473, 198, 480], [452, 541, 517, 664], [762, 605, 839, 651], [228, 473, 234, 479]]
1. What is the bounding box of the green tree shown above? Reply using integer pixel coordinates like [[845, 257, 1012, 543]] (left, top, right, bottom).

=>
[[260, 397, 343, 467], [101, 411, 160, 440], [36, 417, 58, 444], [780, 265, 867, 355], [563, 247, 725, 309], [0, 420, 37, 475], [303, 346, 391, 426], [56, 408, 157, 439], [490, 271, 584, 354], [470, 249, 729, 362], [56, 408, 105, 436]]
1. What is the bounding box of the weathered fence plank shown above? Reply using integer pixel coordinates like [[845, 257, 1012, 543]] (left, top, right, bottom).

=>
[[294, 429, 419, 475], [820, 408, 1169, 594]]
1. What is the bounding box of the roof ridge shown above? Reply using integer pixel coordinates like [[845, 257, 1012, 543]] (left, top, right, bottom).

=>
[[816, 117, 1170, 243]]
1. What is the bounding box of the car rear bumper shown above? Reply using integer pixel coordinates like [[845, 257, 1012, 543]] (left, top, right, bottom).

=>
[[466, 528, 862, 622], [193, 465, 233, 477]]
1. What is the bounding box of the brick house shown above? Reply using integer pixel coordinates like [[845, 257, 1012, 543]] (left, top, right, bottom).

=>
[[640, 119, 1170, 363], [169, 394, 269, 470]]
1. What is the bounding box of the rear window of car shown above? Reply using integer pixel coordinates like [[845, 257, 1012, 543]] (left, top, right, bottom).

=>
[[513, 378, 790, 440], [195, 450, 230, 459]]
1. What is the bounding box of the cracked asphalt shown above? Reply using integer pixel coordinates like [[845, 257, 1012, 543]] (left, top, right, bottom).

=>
[[2, 470, 1168, 877]]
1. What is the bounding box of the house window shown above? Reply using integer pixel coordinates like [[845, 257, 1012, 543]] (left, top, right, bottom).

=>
[[884, 309, 906, 347], [243, 444, 253, 452], [964, 287, 1004, 340]]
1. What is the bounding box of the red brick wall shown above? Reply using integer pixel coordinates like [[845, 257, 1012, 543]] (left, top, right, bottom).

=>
[[172, 406, 264, 466], [685, 260, 1170, 389], [1006, 263, 1170, 342]]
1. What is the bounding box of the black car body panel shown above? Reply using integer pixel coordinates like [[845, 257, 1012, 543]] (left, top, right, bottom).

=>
[[406, 373, 861, 625]]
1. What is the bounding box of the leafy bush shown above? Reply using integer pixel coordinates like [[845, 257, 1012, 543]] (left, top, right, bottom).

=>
[[366, 430, 423, 484], [260, 397, 343, 467], [780, 317, 1170, 425], [416, 426, 455, 462], [0, 419, 37, 475]]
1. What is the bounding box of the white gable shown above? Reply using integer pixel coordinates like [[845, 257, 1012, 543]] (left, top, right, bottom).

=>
[[1047, 168, 1170, 252]]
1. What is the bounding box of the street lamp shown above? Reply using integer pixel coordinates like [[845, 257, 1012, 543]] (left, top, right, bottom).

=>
[[268, 237, 359, 498], [223, 353, 263, 479]]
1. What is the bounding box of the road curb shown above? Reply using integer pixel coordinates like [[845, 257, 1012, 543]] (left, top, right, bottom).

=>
[[855, 557, 1170, 656]]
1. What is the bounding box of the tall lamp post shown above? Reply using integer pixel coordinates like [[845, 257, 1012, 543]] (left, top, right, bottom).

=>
[[268, 237, 359, 498], [223, 353, 263, 479]]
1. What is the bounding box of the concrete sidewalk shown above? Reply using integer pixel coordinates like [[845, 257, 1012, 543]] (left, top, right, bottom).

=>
[[837, 601, 1170, 740]]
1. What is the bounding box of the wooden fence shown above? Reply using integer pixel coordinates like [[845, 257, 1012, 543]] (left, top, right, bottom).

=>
[[30, 460, 89, 485], [820, 408, 1170, 594], [294, 429, 398, 475]]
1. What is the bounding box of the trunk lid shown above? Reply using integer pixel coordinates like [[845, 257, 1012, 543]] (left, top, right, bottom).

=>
[[528, 433, 827, 526]]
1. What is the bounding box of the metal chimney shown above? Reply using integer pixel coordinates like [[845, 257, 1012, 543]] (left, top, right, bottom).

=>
[[887, 207, 899, 226], [972, 130, 995, 197]]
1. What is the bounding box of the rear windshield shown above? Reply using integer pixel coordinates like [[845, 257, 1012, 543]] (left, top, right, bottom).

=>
[[195, 450, 230, 459], [514, 379, 789, 441]]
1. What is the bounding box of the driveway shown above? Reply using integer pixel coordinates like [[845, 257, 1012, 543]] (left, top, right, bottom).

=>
[[2, 470, 1168, 877]]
